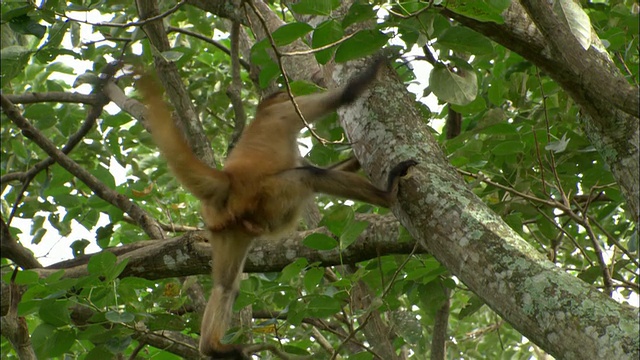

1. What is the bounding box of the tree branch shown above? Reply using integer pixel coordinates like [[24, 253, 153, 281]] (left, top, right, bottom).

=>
[[334, 53, 638, 360], [2, 92, 99, 105]]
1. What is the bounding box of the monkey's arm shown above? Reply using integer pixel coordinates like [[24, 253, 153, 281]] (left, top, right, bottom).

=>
[[260, 57, 385, 131], [138, 76, 230, 203]]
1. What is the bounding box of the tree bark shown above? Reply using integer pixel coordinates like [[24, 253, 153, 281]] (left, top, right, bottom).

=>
[[334, 57, 639, 360]]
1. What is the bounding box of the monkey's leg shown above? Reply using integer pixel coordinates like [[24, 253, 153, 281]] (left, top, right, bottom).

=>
[[278, 160, 417, 208], [200, 231, 254, 359], [326, 156, 361, 172]]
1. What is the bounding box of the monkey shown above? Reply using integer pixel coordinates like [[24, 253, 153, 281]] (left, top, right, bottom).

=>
[[138, 57, 416, 359]]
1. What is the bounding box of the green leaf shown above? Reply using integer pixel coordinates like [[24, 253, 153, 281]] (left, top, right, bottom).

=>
[[303, 233, 338, 250], [105, 336, 132, 353], [148, 313, 185, 331], [312, 20, 344, 64], [105, 310, 135, 323], [91, 166, 116, 190], [161, 50, 184, 62], [437, 26, 493, 55], [39, 300, 71, 327], [47, 61, 74, 74], [335, 30, 387, 63], [340, 220, 369, 249], [628, 232, 638, 253], [429, 63, 478, 105], [88, 251, 117, 277], [108, 258, 129, 281], [445, 0, 506, 24], [1, 270, 39, 284], [349, 352, 374, 360], [343, 2, 376, 28], [1, 45, 32, 86], [33, 325, 75, 358], [84, 346, 114, 359], [96, 223, 115, 249], [279, 258, 308, 283], [272, 22, 313, 46], [258, 60, 280, 89], [303, 267, 325, 291], [458, 295, 485, 319], [321, 205, 354, 236], [577, 266, 602, 284], [290, 0, 340, 15], [491, 141, 525, 155], [9, 15, 46, 38], [307, 295, 342, 317], [71, 239, 91, 257]]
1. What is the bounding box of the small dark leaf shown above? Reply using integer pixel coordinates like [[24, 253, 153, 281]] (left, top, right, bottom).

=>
[[71, 239, 91, 258], [458, 295, 485, 319]]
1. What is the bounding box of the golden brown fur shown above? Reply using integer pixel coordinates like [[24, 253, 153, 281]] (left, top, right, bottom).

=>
[[139, 58, 416, 359]]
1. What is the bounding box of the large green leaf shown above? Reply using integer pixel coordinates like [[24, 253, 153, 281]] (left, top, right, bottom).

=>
[[429, 62, 478, 105]]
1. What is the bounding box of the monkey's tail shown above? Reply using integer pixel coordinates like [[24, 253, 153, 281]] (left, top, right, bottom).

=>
[[138, 75, 230, 202], [200, 231, 254, 358]]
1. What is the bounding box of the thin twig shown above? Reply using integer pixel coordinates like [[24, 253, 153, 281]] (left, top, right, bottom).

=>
[[536, 68, 569, 207], [167, 26, 251, 71], [53, 0, 187, 28]]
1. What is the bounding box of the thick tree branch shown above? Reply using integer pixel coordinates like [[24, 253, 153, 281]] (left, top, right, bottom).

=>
[[0, 217, 40, 269], [1, 214, 423, 317], [334, 56, 639, 360], [0, 271, 36, 359]]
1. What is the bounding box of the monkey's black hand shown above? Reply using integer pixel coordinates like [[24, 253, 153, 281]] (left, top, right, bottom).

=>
[[386, 160, 418, 193]]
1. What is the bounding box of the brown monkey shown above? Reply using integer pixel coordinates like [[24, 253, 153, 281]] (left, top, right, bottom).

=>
[[139, 58, 416, 359]]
